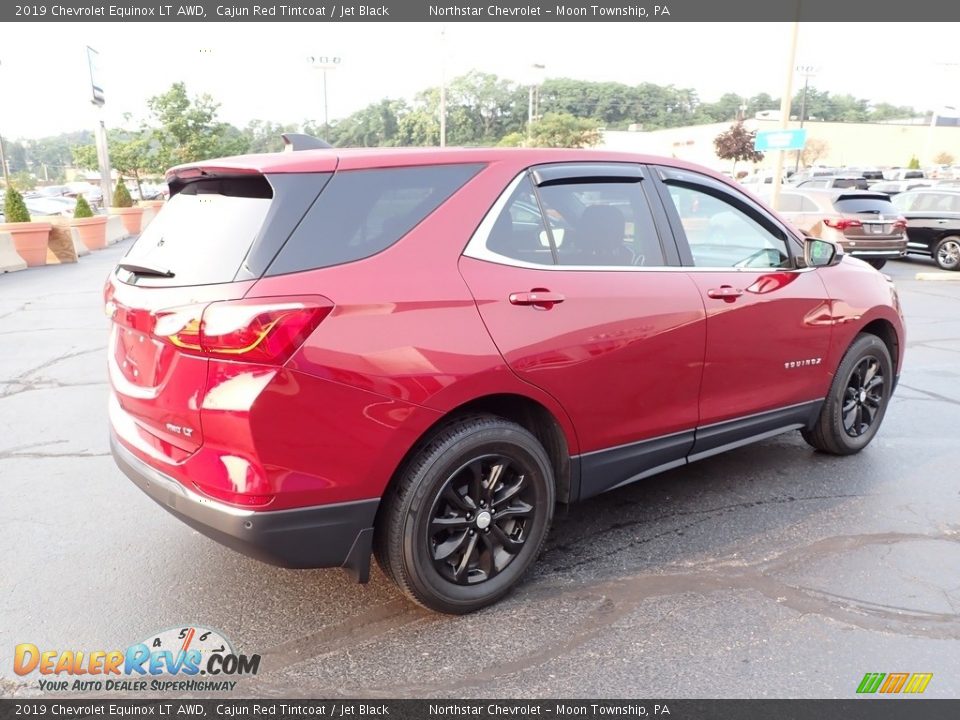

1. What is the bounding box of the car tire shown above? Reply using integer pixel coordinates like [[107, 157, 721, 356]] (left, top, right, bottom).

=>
[[866, 259, 887, 270], [934, 236, 960, 271], [802, 333, 893, 455], [375, 415, 555, 614]]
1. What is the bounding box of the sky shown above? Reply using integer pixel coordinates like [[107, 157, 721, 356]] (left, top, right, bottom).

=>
[[2, 22, 959, 140]]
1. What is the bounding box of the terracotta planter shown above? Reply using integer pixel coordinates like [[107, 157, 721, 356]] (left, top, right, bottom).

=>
[[0, 221, 52, 267], [110, 207, 145, 236], [70, 215, 109, 251], [138, 199, 165, 210]]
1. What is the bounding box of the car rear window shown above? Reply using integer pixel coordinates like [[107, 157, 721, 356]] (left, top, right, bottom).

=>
[[266, 164, 484, 275], [833, 195, 898, 215], [120, 176, 275, 286]]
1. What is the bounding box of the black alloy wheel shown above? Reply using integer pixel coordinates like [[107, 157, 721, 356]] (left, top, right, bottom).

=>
[[841, 356, 885, 438], [428, 454, 536, 585]]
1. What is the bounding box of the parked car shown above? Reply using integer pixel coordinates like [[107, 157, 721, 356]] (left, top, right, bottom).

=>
[[106, 141, 905, 613], [796, 175, 870, 191], [868, 180, 934, 197], [883, 168, 926, 181], [760, 188, 906, 269], [36, 185, 71, 198], [788, 168, 838, 185], [24, 197, 76, 218], [891, 187, 960, 270]]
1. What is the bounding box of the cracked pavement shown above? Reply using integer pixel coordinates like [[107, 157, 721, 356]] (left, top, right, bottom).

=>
[[1, 246, 959, 698]]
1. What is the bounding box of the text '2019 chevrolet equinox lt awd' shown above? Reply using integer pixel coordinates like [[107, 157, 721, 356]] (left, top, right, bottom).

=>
[[107, 135, 904, 613]]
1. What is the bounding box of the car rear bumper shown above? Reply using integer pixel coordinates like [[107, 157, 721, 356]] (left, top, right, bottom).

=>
[[111, 433, 378, 581], [844, 247, 907, 259]]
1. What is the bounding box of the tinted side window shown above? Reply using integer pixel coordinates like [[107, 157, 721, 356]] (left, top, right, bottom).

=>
[[485, 176, 556, 266], [268, 164, 483, 275], [537, 181, 665, 267], [666, 183, 791, 269]]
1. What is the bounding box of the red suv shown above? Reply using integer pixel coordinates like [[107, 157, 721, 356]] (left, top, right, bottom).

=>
[[107, 138, 905, 613]]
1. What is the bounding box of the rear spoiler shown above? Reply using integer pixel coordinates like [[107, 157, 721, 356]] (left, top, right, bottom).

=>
[[282, 133, 333, 151]]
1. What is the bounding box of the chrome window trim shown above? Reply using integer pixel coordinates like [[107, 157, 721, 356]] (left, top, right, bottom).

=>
[[463, 169, 816, 274]]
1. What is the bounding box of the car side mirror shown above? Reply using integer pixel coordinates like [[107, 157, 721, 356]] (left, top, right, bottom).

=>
[[802, 237, 842, 268]]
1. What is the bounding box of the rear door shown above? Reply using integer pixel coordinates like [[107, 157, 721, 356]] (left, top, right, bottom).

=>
[[107, 172, 328, 459], [460, 163, 706, 498], [651, 166, 834, 448]]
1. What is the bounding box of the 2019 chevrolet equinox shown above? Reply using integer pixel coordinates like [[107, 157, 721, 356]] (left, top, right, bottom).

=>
[[107, 137, 904, 613]]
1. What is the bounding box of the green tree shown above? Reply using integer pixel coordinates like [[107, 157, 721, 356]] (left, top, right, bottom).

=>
[[147, 82, 248, 168], [243, 120, 299, 153], [714, 120, 764, 175], [908, 155, 921, 169], [73, 195, 94, 219], [528, 113, 601, 148], [73, 128, 158, 200], [3, 187, 31, 223]]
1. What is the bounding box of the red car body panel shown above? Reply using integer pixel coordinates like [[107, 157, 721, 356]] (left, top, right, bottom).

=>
[[458, 257, 706, 452]]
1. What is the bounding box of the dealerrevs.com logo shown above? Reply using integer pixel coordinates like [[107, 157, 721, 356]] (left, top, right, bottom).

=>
[[14, 626, 260, 693]]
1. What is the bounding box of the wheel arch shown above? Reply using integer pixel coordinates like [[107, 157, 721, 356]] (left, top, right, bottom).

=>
[[382, 392, 576, 507], [859, 317, 901, 375]]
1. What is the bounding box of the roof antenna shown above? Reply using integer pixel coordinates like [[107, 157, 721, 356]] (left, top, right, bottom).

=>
[[282, 133, 333, 152]]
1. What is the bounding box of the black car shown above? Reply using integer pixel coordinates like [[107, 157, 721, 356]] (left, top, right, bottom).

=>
[[891, 188, 960, 270]]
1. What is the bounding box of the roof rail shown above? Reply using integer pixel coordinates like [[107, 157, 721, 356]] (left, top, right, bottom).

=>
[[281, 133, 333, 152]]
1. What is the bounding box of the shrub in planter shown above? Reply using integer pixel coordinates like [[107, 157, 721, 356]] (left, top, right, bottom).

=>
[[113, 179, 134, 208], [70, 194, 108, 251], [74, 195, 94, 218], [109, 177, 144, 236], [0, 187, 52, 267]]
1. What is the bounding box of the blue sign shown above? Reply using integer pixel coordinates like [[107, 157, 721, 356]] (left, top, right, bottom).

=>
[[754, 128, 808, 152]]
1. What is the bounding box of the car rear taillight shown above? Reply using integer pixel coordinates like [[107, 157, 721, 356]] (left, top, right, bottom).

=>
[[143, 296, 332, 365], [200, 299, 333, 364], [894, 216, 907, 230], [823, 218, 863, 230]]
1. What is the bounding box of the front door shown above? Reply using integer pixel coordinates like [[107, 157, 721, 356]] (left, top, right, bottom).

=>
[[652, 166, 834, 449]]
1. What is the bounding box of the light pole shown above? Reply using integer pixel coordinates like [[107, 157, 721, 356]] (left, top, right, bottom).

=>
[[526, 63, 546, 145], [794, 64, 818, 171], [308, 55, 341, 138]]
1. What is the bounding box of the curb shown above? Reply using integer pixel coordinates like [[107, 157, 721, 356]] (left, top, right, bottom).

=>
[[915, 272, 960, 281], [0, 231, 28, 273]]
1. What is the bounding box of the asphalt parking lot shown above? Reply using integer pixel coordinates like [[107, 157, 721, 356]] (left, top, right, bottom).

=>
[[1, 245, 959, 699]]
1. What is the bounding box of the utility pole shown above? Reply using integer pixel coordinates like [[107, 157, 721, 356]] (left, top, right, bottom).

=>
[[794, 64, 818, 171], [770, 21, 800, 212], [439, 25, 447, 148]]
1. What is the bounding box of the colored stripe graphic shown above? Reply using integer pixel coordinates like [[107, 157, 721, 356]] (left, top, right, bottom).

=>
[[857, 673, 885, 694], [903, 673, 934, 694], [880, 673, 909, 693]]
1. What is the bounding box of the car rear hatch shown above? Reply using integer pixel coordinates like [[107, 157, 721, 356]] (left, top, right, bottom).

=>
[[106, 167, 332, 462], [830, 193, 906, 244]]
